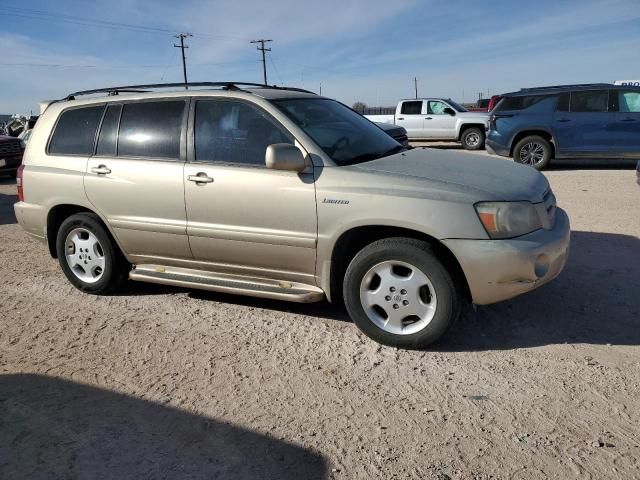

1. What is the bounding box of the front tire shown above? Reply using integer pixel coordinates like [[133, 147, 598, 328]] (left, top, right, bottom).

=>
[[343, 238, 460, 348], [513, 135, 552, 170], [461, 127, 485, 150], [56, 212, 128, 294]]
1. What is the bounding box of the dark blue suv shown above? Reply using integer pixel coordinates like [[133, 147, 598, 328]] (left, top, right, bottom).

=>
[[486, 84, 640, 170]]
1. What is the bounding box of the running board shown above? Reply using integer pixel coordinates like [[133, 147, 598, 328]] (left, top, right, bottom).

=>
[[130, 264, 325, 303]]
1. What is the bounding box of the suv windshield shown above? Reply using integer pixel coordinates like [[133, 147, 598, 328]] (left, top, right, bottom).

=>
[[272, 98, 404, 166], [446, 99, 468, 112]]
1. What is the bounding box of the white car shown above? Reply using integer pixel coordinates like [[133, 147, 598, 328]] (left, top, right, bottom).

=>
[[366, 98, 489, 150]]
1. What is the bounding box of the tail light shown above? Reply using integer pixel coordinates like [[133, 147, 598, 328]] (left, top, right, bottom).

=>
[[489, 114, 496, 130], [17, 164, 25, 202]]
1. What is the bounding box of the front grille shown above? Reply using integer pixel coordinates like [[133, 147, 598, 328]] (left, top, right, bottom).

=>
[[0, 141, 22, 156]]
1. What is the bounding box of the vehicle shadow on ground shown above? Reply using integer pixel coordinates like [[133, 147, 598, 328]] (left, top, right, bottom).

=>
[[0, 192, 18, 225], [0, 374, 328, 480], [441, 230, 640, 350], [121, 231, 639, 348]]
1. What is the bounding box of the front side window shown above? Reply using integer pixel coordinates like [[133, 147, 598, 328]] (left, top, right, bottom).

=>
[[49, 105, 105, 155], [273, 98, 403, 166], [618, 90, 640, 113], [194, 100, 293, 165], [117, 101, 185, 158], [400, 101, 422, 115], [570, 90, 608, 112], [427, 101, 448, 114]]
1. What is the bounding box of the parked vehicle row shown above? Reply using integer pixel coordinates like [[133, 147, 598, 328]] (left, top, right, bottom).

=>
[[487, 83, 640, 169], [365, 98, 489, 150], [14, 82, 569, 348]]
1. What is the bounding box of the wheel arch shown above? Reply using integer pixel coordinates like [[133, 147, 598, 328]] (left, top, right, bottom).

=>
[[509, 129, 556, 157], [457, 123, 486, 141], [46, 204, 124, 259], [327, 225, 471, 305]]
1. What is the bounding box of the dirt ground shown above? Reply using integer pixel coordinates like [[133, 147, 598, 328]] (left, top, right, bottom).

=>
[[1, 151, 639, 479]]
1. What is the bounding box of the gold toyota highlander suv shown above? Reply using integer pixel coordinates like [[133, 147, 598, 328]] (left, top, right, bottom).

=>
[[14, 82, 570, 348]]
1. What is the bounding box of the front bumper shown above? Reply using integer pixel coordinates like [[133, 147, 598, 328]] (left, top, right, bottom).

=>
[[442, 208, 570, 305]]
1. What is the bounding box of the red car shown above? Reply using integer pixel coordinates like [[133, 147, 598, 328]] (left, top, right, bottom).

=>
[[0, 134, 24, 178]]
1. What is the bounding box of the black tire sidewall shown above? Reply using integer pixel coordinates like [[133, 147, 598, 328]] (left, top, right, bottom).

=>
[[462, 127, 485, 150], [513, 135, 551, 170], [343, 238, 459, 348], [55, 213, 125, 294]]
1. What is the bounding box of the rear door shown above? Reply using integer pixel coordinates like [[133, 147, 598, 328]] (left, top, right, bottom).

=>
[[423, 100, 457, 139], [395, 101, 425, 139], [552, 89, 615, 155], [84, 99, 192, 262], [183, 98, 317, 285], [612, 89, 640, 156]]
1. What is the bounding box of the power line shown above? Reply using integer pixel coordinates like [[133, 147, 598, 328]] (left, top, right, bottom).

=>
[[250, 39, 272, 85], [174, 33, 192, 89], [0, 6, 251, 41]]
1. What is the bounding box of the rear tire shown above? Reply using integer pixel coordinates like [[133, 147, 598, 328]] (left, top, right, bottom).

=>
[[513, 135, 552, 170], [343, 237, 460, 348], [55, 212, 129, 294], [461, 127, 485, 150]]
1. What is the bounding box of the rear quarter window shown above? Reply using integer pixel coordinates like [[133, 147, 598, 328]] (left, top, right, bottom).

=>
[[495, 95, 555, 112], [48, 105, 105, 155]]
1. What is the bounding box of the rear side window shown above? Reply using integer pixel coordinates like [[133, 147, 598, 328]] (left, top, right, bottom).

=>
[[570, 90, 608, 112], [49, 105, 104, 155], [400, 101, 422, 115], [96, 104, 122, 156], [117, 101, 185, 159], [194, 100, 293, 165]]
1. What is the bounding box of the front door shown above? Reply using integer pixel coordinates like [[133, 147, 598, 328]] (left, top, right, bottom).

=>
[[183, 98, 318, 285], [551, 89, 615, 155], [84, 100, 192, 262], [423, 100, 457, 139], [395, 100, 425, 139]]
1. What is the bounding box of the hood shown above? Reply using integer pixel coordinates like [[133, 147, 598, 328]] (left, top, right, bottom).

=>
[[352, 147, 549, 203], [457, 111, 489, 121]]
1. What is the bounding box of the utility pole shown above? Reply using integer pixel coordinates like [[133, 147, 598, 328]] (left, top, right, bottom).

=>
[[174, 33, 192, 89], [414, 77, 418, 99], [250, 39, 272, 85], [319, 82, 322, 95]]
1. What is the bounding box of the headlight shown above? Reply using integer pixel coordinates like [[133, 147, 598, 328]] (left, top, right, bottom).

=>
[[475, 201, 542, 239]]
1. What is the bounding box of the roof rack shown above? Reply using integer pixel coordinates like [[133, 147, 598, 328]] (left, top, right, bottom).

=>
[[63, 82, 316, 101], [520, 83, 612, 91]]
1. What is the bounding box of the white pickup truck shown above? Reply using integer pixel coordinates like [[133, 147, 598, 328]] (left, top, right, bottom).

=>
[[366, 98, 489, 150]]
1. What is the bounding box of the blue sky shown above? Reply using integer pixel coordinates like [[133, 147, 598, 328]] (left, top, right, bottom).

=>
[[1, 0, 639, 113]]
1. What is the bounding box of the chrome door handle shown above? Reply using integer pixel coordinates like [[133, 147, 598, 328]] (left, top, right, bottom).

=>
[[187, 172, 214, 184], [90, 165, 111, 175]]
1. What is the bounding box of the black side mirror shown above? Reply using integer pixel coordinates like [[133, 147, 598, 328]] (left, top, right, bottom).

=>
[[443, 107, 456, 116]]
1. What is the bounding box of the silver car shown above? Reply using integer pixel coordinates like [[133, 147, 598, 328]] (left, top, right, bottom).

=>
[[14, 82, 570, 348]]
